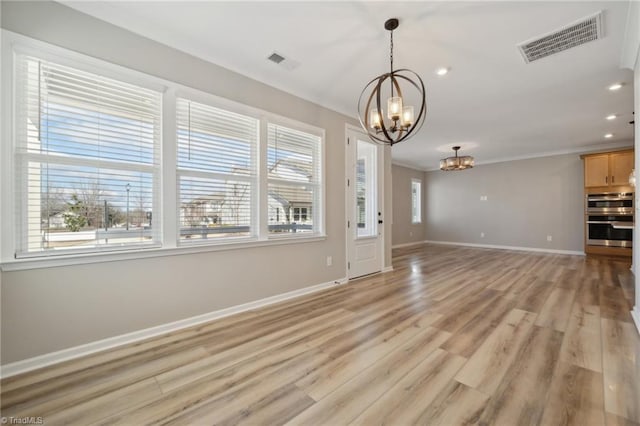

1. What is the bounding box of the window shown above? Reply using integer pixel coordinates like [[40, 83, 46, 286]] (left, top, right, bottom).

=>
[[267, 123, 322, 235], [5, 36, 325, 266], [14, 54, 162, 257], [411, 179, 422, 224], [176, 98, 258, 243]]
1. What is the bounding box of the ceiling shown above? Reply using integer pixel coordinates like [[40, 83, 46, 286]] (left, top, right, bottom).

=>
[[62, 1, 635, 170]]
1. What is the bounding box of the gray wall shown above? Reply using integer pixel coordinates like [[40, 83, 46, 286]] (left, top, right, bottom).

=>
[[392, 164, 426, 247], [425, 154, 585, 252], [0, 1, 392, 364]]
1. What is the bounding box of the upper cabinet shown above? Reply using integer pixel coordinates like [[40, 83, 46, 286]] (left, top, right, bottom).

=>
[[584, 155, 609, 187], [609, 152, 634, 187], [582, 150, 634, 189]]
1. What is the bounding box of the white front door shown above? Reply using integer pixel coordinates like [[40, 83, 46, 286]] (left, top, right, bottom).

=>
[[346, 127, 383, 279]]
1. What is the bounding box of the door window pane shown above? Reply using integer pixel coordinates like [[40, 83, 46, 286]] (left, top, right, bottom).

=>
[[356, 139, 377, 237]]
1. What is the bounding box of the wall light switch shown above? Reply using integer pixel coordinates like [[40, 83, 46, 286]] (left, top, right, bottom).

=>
[[480, 195, 488, 201], [326, 256, 332, 266], [547, 235, 552, 242], [480, 232, 485, 238]]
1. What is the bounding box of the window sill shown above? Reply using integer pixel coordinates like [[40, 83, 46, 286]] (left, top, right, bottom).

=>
[[0, 234, 327, 272]]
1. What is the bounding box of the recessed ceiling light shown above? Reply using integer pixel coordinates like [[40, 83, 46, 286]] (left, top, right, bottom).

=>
[[608, 83, 623, 91], [604, 133, 614, 138], [606, 114, 617, 120], [436, 67, 450, 76]]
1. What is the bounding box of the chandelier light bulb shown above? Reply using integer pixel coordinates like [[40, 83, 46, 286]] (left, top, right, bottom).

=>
[[370, 109, 382, 130], [401, 106, 414, 127], [387, 97, 403, 121]]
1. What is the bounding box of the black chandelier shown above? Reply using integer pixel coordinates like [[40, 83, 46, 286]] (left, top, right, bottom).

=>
[[358, 18, 427, 146]]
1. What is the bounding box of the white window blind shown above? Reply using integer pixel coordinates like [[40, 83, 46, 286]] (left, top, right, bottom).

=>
[[14, 55, 162, 257], [267, 123, 322, 235], [176, 98, 258, 242]]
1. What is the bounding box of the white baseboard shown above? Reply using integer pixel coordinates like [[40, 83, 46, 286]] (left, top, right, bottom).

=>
[[392, 240, 428, 249], [632, 307, 640, 335], [423, 240, 585, 256], [381, 265, 394, 273], [0, 277, 347, 379]]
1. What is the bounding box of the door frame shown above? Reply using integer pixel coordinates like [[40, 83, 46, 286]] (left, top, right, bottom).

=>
[[345, 123, 385, 280]]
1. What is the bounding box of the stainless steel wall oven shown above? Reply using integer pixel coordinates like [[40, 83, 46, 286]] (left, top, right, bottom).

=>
[[586, 193, 633, 248]]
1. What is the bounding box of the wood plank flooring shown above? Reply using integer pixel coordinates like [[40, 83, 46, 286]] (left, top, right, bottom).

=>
[[1, 244, 639, 425]]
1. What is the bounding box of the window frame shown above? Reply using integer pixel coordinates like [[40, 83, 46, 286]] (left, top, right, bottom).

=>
[[175, 95, 260, 246], [265, 119, 325, 239], [1, 31, 326, 271], [411, 178, 422, 224], [11, 54, 162, 258]]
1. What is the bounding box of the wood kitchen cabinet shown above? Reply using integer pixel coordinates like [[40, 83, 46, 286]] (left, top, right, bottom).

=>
[[582, 150, 634, 189], [581, 149, 634, 257], [610, 151, 634, 186]]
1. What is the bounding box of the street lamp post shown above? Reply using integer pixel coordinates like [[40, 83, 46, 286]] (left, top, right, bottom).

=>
[[126, 183, 131, 231]]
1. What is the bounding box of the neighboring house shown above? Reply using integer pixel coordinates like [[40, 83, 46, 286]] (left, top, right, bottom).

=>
[[268, 159, 313, 226], [180, 191, 225, 227], [180, 159, 313, 232], [46, 212, 67, 229]]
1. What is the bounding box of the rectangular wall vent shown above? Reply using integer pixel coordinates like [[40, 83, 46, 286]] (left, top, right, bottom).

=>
[[517, 11, 603, 63]]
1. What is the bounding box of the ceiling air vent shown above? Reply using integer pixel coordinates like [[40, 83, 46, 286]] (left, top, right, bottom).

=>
[[517, 11, 603, 63], [268, 52, 285, 64], [267, 51, 300, 71]]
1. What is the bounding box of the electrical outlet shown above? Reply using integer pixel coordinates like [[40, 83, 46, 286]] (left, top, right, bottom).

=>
[[480, 195, 488, 201], [410, 231, 413, 237], [326, 256, 332, 266], [480, 232, 485, 238], [547, 235, 552, 242]]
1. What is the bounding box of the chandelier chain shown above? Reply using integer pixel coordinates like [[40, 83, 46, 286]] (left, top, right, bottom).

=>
[[389, 30, 394, 96], [390, 30, 394, 72]]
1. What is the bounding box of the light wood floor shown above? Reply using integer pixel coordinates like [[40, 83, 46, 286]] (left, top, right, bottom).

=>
[[1, 244, 639, 425]]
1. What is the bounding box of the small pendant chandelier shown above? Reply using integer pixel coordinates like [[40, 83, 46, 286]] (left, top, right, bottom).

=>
[[440, 146, 474, 171], [358, 18, 427, 146]]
